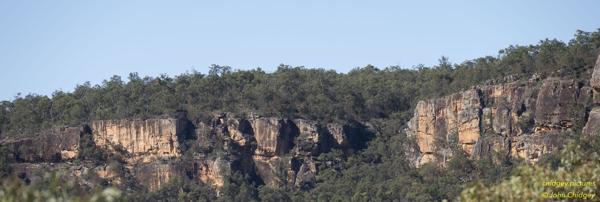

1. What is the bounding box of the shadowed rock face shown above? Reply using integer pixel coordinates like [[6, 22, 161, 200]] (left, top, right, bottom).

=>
[[202, 114, 360, 189], [250, 117, 296, 156], [1, 127, 81, 162]]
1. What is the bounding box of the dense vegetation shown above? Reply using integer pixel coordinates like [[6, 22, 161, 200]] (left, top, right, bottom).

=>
[[0, 29, 599, 201], [1, 29, 599, 137], [0, 172, 121, 202], [461, 134, 600, 201]]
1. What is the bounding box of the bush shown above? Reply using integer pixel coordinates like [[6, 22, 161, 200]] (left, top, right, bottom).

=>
[[0, 172, 121, 202]]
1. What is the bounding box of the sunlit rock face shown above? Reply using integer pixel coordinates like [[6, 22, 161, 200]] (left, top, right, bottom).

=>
[[406, 76, 593, 167], [245, 117, 322, 188], [583, 108, 600, 136], [407, 89, 484, 165], [1, 127, 81, 162], [91, 119, 180, 163], [591, 54, 600, 104], [327, 123, 348, 147], [250, 117, 295, 157], [92, 114, 366, 190], [132, 157, 229, 191], [0, 102, 372, 192], [584, 55, 600, 136], [245, 117, 296, 187]]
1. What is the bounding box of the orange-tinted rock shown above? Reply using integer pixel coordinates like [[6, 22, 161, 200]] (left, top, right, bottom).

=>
[[406, 77, 591, 167], [134, 157, 229, 191], [583, 108, 600, 136], [3, 113, 363, 192], [326, 123, 347, 147], [591, 54, 600, 104], [407, 89, 484, 165], [252, 155, 286, 187], [250, 118, 294, 156], [91, 119, 180, 163], [225, 118, 251, 146]]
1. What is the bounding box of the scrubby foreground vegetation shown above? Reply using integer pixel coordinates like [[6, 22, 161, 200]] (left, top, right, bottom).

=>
[[1, 29, 599, 201]]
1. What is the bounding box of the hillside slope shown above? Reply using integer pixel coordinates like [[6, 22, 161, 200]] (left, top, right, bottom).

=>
[[0, 30, 599, 201]]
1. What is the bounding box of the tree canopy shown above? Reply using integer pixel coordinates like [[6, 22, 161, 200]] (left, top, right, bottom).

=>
[[0, 29, 599, 201], [1, 29, 599, 138]]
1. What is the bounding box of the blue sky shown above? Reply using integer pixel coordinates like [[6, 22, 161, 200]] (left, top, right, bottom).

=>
[[1, 1, 599, 101]]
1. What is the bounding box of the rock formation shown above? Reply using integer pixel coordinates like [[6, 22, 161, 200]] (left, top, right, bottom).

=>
[[9, 55, 599, 193], [91, 119, 181, 163], [406, 54, 600, 167], [591, 54, 600, 104], [1, 112, 366, 192], [0, 127, 81, 162], [195, 114, 355, 189], [583, 108, 600, 135], [406, 78, 590, 166], [584, 55, 600, 136]]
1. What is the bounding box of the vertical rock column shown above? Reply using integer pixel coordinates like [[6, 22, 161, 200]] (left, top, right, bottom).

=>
[[584, 54, 600, 136], [406, 89, 483, 166]]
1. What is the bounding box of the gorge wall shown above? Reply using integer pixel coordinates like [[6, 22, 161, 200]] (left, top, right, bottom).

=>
[[4, 55, 600, 193], [1, 112, 371, 192], [0, 127, 81, 162], [406, 54, 600, 167], [91, 119, 181, 163]]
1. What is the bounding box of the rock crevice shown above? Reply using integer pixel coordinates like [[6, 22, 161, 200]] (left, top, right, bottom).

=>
[[406, 54, 600, 167]]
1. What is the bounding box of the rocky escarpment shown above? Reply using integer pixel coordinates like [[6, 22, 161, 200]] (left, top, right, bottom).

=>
[[195, 113, 370, 189], [583, 55, 600, 136], [1, 112, 373, 192], [0, 127, 81, 162], [406, 54, 600, 167], [91, 119, 181, 163]]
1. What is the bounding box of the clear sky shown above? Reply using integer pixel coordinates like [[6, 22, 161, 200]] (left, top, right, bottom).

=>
[[1, 1, 599, 101]]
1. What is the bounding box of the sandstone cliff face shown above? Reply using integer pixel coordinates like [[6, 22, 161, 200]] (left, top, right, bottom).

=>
[[198, 114, 352, 189], [584, 55, 600, 136], [250, 117, 294, 156], [88, 117, 234, 191], [590, 55, 600, 104], [133, 157, 229, 191], [1, 127, 81, 162], [9, 162, 128, 190], [407, 89, 484, 165], [583, 108, 600, 135], [406, 55, 600, 167], [91, 119, 180, 163], [407, 77, 592, 167]]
